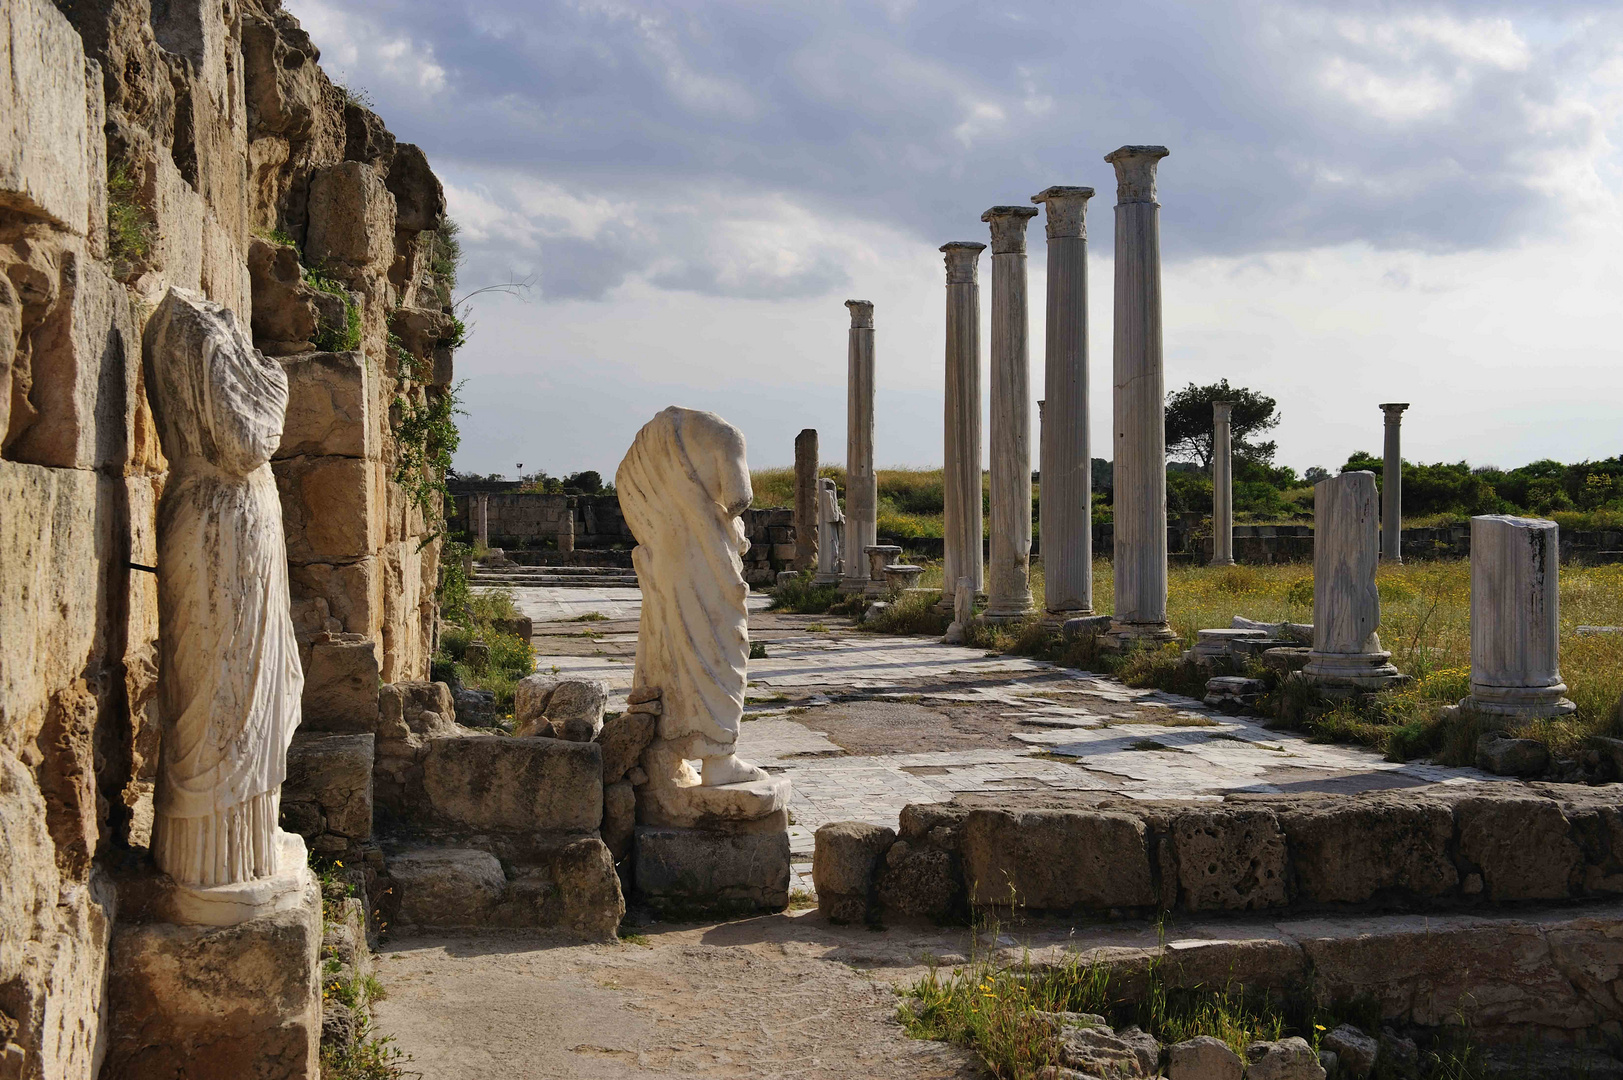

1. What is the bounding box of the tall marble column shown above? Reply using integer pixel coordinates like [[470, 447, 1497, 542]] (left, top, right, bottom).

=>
[[940, 241, 986, 608], [980, 205, 1038, 621], [477, 493, 490, 549], [1457, 515, 1575, 724], [793, 428, 818, 571], [1032, 185, 1096, 619], [1380, 403, 1409, 564], [1211, 402, 1235, 566], [1302, 471, 1401, 688], [840, 300, 878, 593], [1104, 146, 1175, 643]]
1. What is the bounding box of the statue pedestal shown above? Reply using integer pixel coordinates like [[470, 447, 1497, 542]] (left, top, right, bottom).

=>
[[633, 779, 792, 915], [106, 847, 323, 1079], [149, 831, 314, 927]]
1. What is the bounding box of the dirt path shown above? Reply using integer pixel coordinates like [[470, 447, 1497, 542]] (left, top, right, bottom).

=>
[[372, 913, 989, 1079]]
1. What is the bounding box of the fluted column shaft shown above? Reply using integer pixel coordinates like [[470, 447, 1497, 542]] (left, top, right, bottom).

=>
[[1381, 403, 1408, 564], [1212, 402, 1234, 566], [1303, 471, 1400, 687], [1462, 515, 1574, 723], [1033, 186, 1095, 617], [981, 206, 1038, 620], [941, 242, 986, 606], [1105, 146, 1174, 640], [840, 301, 877, 592]]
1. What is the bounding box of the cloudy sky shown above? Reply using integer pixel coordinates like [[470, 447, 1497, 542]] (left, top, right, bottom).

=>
[[286, 0, 1623, 479]]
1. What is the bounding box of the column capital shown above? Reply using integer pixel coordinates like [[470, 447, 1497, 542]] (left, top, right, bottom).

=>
[[1030, 186, 1095, 239], [940, 241, 986, 284], [1104, 145, 1169, 204], [845, 299, 873, 328], [1380, 402, 1410, 421], [980, 205, 1038, 254], [1213, 401, 1233, 423]]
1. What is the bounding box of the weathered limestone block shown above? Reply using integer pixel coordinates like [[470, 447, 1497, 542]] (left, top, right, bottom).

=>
[[104, 879, 322, 1080], [633, 825, 790, 915], [596, 711, 656, 785], [1169, 807, 1287, 911], [0, 0, 96, 233], [1276, 796, 1457, 904], [1167, 1036, 1243, 1080], [961, 809, 1155, 910], [5, 239, 145, 470], [812, 821, 895, 922], [876, 841, 961, 920], [1245, 1037, 1325, 1080], [298, 632, 380, 733], [1476, 731, 1550, 777], [390, 848, 505, 926], [305, 161, 396, 271], [377, 681, 456, 740], [282, 733, 373, 839], [387, 305, 451, 364], [385, 144, 446, 234], [548, 680, 607, 742], [287, 557, 380, 646], [342, 102, 395, 169], [274, 453, 382, 563], [420, 736, 603, 833], [247, 238, 322, 353], [275, 351, 372, 458], [495, 839, 623, 939], [0, 463, 107, 742], [1455, 795, 1581, 901], [1322, 1025, 1377, 1078]]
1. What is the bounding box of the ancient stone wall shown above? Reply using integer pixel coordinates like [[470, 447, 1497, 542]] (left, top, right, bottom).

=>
[[0, 0, 450, 1073]]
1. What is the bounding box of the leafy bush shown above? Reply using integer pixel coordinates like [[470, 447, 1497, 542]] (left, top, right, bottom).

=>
[[769, 572, 840, 614]]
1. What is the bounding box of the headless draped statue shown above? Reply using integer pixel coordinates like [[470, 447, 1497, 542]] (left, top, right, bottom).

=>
[[145, 289, 304, 888], [617, 407, 769, 790]]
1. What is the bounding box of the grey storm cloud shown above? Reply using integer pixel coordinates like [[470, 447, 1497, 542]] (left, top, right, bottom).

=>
[[304, 0, 1622, 301]]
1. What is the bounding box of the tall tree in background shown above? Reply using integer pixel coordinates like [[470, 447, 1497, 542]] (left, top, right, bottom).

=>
[[1165, 380, 1280, 470]]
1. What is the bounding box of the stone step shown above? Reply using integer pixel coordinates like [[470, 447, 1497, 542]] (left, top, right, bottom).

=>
[[471, 573, 638, 588]]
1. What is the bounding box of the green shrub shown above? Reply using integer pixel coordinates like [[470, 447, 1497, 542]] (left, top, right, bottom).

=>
[[770, 573, 841, 614]]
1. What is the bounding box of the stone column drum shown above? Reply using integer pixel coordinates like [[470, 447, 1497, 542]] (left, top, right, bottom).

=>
[[980, 205, 1039, 621], [941, 241, 986, 609], [1380, 403, 1408, 563], [840, 301, 878, 593], [793, 427, 818, 571], [1457, 516, 1575, 723], [1105, 146, 1175, 643], [1302, 471, 1402, 688], [1032, 186, 1096, 620], [1211, 402, 1234, 566]]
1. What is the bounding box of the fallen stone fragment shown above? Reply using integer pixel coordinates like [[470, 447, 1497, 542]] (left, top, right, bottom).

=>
[[1322, 1023, 1377, 1078], [1245, 1037, 1326, 1080], [1167, 1035, 1241, 1080]]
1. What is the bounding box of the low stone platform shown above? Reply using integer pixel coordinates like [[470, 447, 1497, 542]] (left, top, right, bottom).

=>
[[814, 782, 1623, 923]]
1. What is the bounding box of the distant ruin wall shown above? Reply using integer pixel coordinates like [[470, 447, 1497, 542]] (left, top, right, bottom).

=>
[[0, 0, 450, 1073]]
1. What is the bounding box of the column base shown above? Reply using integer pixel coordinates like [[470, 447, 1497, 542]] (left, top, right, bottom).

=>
[[1301, 650, 1403, 689], [1450, 684, 1577, 729], [1209, 557, 1236, 567], [1042, 608, 1094, 630], [1104, 620, 1177, 649], [978, 607, 1037, 625]]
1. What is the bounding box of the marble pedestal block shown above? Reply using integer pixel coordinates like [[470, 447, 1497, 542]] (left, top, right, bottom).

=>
[[633, 813, 792, 915], [105, 874, 322, 1079], [1456, 515, 1575, 725], [1302, 471, 1402, 688], [864, 544, 903, 599], [883, 563, 925, 592]]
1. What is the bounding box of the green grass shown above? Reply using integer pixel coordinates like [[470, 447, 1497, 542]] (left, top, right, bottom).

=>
[[850, 556, 1623, 768], [433, 589, 535, 719], [107, 163, 155, 266], [900, 935, 1482, 1080], [768, 571, 842, 614], [305, 267, 363, 352]]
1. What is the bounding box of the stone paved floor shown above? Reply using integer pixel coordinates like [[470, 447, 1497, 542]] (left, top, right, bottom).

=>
[[483, 583, 1507, 894]]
